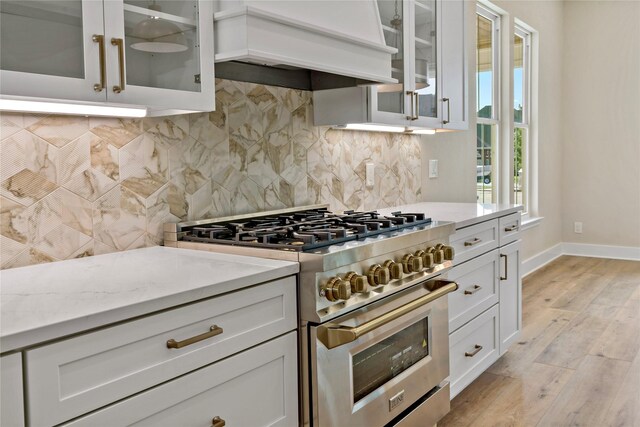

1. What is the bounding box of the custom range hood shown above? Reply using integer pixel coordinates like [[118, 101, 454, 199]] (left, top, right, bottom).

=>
[[213, 0, 397, 90]]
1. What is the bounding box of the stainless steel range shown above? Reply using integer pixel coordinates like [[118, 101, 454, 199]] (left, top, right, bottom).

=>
[[164, 205, 458, 427]]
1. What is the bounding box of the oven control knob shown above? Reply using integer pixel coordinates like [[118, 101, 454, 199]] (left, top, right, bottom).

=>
[[368, 264, 390, 286], [383, 260, 403, 280], [415, 250, 435, 269], [401, 254, 423, 273], [443, 245, 455, 261], [344, 272, 368, 293], [435, 243, 445, 250], [324, 277, 352, 302], [433, 250, 445, 264]]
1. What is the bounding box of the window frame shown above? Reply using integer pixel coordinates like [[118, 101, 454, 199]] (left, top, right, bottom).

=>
[[513, 24, 532, 216], [476, 4, 501, 204]]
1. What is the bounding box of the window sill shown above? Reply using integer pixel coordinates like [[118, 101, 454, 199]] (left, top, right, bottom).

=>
[[521, 216, 544, 231]]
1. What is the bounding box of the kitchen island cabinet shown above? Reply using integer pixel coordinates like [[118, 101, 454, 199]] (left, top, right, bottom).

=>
[[0, 247, 299, 427]]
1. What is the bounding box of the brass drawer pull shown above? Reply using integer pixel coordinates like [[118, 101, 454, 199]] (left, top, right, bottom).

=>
[[465, 344, 483, 357], [504, 225, 519, 232], [464, 237, 482, 247], [111, 37, 125, 93], [212, 416, 226, 427], [167, 325, 223, 349], [464, 285, 482, 295], [92, 35, 106, 92]]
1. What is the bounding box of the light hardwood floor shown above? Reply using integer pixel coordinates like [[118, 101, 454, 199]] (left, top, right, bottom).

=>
[[439, 255, 640, 427]]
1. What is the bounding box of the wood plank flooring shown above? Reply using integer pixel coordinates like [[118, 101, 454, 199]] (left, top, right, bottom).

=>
[[439, 256, 640, 427]]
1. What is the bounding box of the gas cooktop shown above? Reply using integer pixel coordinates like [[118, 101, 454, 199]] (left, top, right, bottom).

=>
[[175, 206, 432, 252]]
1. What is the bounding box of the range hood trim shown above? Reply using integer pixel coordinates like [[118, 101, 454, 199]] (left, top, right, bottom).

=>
[[214, 7, 398, 54], [214, 4, 398, 86]]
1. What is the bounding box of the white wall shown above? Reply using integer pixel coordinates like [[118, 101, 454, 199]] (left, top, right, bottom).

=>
[[420, 0, 566, 261], [561, 0, 640, 248]]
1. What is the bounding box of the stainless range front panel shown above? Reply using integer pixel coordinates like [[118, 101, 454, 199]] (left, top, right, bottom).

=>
[[307, 278, 451, 427]]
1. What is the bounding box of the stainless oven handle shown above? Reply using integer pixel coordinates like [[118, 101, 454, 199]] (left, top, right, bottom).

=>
[[317, 280, 458, 349]]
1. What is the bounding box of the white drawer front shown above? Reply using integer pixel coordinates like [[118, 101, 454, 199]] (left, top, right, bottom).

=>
[[499, 212, 521, 246], [26, 276, 296, 426], [62, 332, 298, 427], [449, 305, 499, 399], [451, 219, 498, 264], [448, 250, 499, 333]]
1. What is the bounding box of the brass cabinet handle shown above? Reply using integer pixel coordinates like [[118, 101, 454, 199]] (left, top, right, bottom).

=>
[[443, 97, 450, 124], [92, 35, 106, 92], [465, 344, 483, 357], [212, 416, 226, 427], [111, 37, 125, 93], [406, 91, 417, 120], [504, 225, 519, 232], [166, 325, 223, 349], [464, 237, 482, 247], [500, 253, 508, 280], [414, 90, 419, 120], [464, 284, 482, 295], [317, 280, 458, 349]]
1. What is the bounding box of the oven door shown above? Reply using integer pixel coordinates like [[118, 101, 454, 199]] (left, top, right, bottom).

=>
[[309, 279, 456, 427]]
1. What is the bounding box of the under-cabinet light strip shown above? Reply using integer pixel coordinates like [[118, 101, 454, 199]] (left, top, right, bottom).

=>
[[0, 99, 147, 117], [337, 123, 436, 135]]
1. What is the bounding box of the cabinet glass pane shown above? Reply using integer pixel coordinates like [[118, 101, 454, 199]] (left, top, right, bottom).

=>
[[124, 0, 200, 92], [0, 1, 84, 78], [414, 0, 437, 118], [376, 0, 405, 115]]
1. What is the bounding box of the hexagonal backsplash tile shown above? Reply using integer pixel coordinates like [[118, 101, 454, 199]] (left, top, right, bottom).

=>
[[0, 79, 422, 269]]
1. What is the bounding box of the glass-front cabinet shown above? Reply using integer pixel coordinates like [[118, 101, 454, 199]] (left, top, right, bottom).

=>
[[314, 0, 466, 131], [373, 0, 439, 127], [0, 0, 214, 113]]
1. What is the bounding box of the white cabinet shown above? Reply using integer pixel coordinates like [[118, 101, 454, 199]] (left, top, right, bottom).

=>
[[499, 241, 522, 354], [313, 0, 467, 131], [62, 332, 298, 427], [447, 211, 522, 399], [0, 0, 214, 114], [1, 353, 24, 427]]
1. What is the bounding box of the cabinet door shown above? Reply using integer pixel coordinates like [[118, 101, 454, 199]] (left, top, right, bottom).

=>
[[62, 332, 298, 427], [410, 0, 441, 128], [441, 0, 467, 130], [0, 0, 107, 102], [1, 353, 25, 427], [102, 0, 214, 112], [369, 0, 412, 126], [499, 240, 522, 355]]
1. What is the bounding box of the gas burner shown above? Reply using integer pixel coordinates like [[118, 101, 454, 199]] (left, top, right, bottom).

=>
[[179, 207, 431, 251]]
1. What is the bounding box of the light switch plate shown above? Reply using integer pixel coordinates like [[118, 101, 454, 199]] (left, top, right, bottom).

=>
[[429, 160, 438, 178], [366, 162, 375, 188]]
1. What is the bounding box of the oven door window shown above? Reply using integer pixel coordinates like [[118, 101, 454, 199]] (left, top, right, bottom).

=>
[[352, 318, 429, 402]]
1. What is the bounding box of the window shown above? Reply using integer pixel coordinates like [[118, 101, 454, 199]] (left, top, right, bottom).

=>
[[513, 26, 531, 214], [476, 3, 537, 219], [476, 5, 500, 204]]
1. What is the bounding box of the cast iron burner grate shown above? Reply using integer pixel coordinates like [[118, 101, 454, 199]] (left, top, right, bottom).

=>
[[180, 207, 432, 251]]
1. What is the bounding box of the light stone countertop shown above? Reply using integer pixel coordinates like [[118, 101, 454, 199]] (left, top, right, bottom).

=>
[[0, 247, 299, 353], [378, 202, 522, 229]]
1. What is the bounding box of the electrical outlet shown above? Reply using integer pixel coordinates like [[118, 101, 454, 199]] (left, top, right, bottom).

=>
[[429, 159, 438, 178], [574, 222, 583, 234], [366, 162, 375, 188]]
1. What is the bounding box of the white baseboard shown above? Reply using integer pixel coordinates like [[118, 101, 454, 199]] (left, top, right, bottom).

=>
[[522, 243, 563, 277], [562, 243, 640, 261], [522, 242, 640, 278]]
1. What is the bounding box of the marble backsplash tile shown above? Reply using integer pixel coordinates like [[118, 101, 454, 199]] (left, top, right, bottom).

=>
[[0, 79, 422, 269]]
